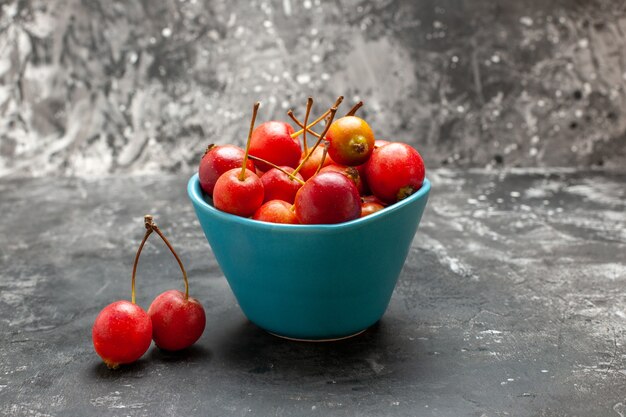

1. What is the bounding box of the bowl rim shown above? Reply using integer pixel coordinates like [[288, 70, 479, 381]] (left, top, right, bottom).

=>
[[187, 173, 430, 231]]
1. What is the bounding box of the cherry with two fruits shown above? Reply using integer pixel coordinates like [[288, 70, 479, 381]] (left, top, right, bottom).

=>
[[92, 215, 205, 369]]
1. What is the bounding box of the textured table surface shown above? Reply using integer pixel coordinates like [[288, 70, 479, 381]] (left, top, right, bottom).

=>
[[1, 169, 625, 417]]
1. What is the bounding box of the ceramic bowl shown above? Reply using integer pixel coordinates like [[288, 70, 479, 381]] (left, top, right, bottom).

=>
[[187, 173, 430, 340]]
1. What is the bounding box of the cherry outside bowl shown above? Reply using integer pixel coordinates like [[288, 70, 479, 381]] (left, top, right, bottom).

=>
[[187, 173, 430, 340]]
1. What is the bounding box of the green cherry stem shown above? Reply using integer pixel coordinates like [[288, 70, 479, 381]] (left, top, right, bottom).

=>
[[248, 154, 305, 185], [239, 102, 260, 182], [145, 215, 190, 300]]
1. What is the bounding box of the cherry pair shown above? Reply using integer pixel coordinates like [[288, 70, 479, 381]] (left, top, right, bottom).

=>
[[92, 215, 206, 369]]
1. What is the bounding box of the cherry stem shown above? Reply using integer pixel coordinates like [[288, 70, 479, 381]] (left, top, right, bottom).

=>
[[290, 96, 343, 138], [345, 101, 363, 117], [314, 141, 329, 176], [240, 102, 260, 182], [144, 215, 190, 300], [131, 221, 153, 305], [290, 111, 327, 138], [248, 155, 305, 185], [302, 97, 313, 153], [202, 143, 215, 157], [288, 111, 321, 139], [292, 105, 338, 177]]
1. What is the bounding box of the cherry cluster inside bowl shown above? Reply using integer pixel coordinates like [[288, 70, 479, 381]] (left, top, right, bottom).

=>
[[198, 97, 426, 224]]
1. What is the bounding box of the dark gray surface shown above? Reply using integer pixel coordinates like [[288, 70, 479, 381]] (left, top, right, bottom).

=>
[[1, 169, 625, 416], [1, 0, 626, 177]]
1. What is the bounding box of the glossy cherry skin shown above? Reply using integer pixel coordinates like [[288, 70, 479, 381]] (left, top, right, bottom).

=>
[[294, 171, 361, 224], [297, 145, 334, 180], [364, 142, 425, 204], [148, 290, 206, 351], [253, 200, 299, 224], [319, 164, 365, 195], [92, 300, 153, 369], [361, 201, 385, 217], [326, 116, 375, 166], [198, 145, 256, 196], [213, 168, 264, 217], [249, 121, 301, 171], [260, 166, 303, 204]]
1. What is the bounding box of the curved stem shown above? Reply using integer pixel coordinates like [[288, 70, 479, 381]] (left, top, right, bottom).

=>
[[288, 110, 321, 139], [146, 216, 190, 300], [345, 101, 363, 117], [290, 111, 328, 138], [290, 96, 343, 138], [240, 102, 260, 181], [302, 97, 313, 152], [314, 141, 329, 176], [248, 155, 305, 185], [292, 106, 338, 177], [131, 218, 154, 304]]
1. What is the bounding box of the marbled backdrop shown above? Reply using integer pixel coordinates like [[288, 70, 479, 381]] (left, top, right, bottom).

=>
[[0, 0, 625, 177]]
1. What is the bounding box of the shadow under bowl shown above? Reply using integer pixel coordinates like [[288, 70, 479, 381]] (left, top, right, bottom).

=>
[[187, 174, 430, 340]]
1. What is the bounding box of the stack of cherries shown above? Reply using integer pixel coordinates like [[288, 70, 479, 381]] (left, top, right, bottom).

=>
[[199, 97, 425, 224]]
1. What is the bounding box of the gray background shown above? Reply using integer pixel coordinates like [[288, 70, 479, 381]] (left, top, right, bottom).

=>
[[1, 0, 625, 177]]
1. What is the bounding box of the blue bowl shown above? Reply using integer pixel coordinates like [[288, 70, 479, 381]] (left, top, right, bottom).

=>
[[187, 174, 430, 340]]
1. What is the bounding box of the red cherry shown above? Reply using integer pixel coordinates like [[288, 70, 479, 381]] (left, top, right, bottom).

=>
[[199, 145, 256, 196], [249, 121, 301, 171], [326, 116, 375, 166], [361, 201, 385, 217], [213, 168, 264, 217], [374, 139, 390, 148], [142, 216, 206, 351], [297, 146, 334, 180], [92, 216, 158, 369], [92, 300, 152, 369], [364, 142, 425, 204], [253, 200, 299, 224], [260, 166, 304, 204], [148, 290, 206, 351], [294, 171, 361, 224], [319, 164, 365, 195]]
